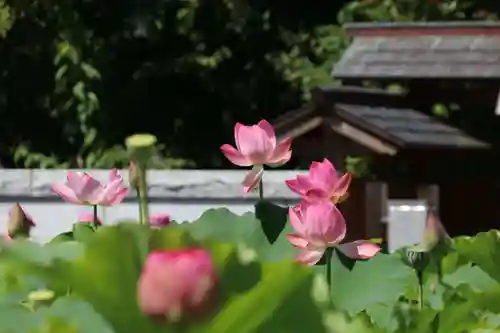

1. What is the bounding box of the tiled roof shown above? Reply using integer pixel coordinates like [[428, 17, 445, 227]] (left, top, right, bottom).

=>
[[273, 86, 407, 135], [332, 22, 500, 79], [335, 104, 490, 149]]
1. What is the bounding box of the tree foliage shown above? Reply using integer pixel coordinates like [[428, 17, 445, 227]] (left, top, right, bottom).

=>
[[0, 0, 497, 168], [0, 0, 349, 168]]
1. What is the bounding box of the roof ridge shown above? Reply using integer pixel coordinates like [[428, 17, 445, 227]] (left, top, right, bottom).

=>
[[345, 21, 500, 31]]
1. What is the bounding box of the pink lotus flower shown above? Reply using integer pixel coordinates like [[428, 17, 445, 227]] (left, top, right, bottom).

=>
[[51, 169, 128, 206], [137, 248, 218, 321], [77, 212, 102, 225], [286, 159, 351, 204], [220, 120, 292, 192], [286, 201, 381, 266], [149, 213, 171, 227], [3, 234, 12, 241]]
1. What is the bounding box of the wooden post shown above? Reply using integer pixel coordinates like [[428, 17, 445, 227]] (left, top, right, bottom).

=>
[[364, 182, 388, 239], [416, 184, 440, 213]]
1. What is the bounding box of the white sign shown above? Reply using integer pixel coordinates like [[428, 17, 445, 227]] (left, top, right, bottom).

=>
[[386, 200, 428, 253]]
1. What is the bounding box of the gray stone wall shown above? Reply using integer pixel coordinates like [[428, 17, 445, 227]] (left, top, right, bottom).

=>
[[0, 169, 302, 242]]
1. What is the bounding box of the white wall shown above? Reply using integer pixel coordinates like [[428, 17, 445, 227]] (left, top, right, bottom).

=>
[[0, 169, 302, 242], [12, 201, 260, 243]]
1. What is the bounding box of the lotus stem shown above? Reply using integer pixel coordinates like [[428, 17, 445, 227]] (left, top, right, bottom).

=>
[[432, 259, 443, 332], [325, 247, 333, 303], [125, 133, 156, 225], [134, 179, 144, 225], [137, 163, 150, 225], [93, 205, 99, 228], [258, 179, 264, 200], [417, 270, 424, 309]]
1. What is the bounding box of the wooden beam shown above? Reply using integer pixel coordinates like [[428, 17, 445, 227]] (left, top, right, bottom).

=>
[[405, 85, 499, 106], [312, 86, 408, 110], [278, 116, 323, 141], [329, 120, 398, 155], [314, 84, 498, 109], [273, 107, 314, 132]]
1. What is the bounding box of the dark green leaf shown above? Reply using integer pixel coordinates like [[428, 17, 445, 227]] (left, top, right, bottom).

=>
[[254, 200, 288, 244]]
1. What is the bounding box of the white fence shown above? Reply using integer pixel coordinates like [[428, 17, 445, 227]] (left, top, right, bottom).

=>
[[0, 169, 302, 242]]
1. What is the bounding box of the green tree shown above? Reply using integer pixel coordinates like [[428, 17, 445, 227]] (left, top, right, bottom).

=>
[[0, 0, 350, 169]]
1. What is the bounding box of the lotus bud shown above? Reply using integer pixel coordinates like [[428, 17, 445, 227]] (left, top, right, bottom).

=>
[[7, 203, 35, 238], [149, 213, 171, 228], [423, 211, 451, 250], [137, 248, 218, 322]]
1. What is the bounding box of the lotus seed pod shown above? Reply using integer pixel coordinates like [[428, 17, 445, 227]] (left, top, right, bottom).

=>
[[405, 248, 430, 272], [125, 133, 157, 166]]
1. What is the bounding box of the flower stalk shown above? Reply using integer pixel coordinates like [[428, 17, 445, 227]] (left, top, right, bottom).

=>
[[405, 248, 430, 309], [417, 270, 424, 309], [125, 133, 157, 226], [258, 179, 264, 200], [324, 247, 334, 301], [93, 205, 99, 228], [137, 163, 150, 225], [129, 161, 149, 225]]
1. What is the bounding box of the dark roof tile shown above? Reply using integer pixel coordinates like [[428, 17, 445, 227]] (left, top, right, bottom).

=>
[[343, 21, 500, 30], [335, 104, 489, 149], [333, 35, 500, 78]]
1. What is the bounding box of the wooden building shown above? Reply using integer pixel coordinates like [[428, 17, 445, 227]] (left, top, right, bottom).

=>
[[274, 22, 500, 241]]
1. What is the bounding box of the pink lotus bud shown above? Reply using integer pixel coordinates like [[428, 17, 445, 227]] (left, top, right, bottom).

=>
[[149, 213, 171, 228], [137, 248, 218, 322], [7, 203, 35, 238], [77, 212, 102, 226], [423, 211, 450, 249]]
